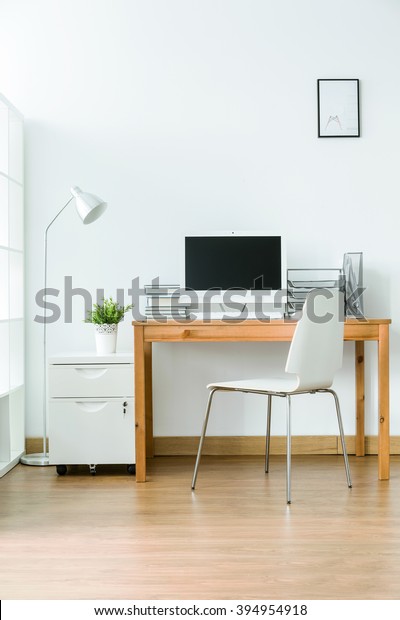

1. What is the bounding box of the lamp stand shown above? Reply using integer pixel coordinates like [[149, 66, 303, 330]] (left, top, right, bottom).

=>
[[21, 187, 106, 467], [20, 197, 74, 466]]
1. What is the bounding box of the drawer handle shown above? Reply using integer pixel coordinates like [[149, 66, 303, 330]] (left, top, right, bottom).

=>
[[74, 368, 108, 379], [74, 401, 108, 413]]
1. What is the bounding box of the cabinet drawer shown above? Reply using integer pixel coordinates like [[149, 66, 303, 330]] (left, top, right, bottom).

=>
[[48, 364, 134, 398], [48, 398, 135, 465]]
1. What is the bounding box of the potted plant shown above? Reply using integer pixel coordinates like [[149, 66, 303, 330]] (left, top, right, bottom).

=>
[[85, 297, 132, 354]]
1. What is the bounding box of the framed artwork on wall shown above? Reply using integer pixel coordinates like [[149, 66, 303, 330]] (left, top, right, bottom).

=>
[[317, 79, 360, 137]]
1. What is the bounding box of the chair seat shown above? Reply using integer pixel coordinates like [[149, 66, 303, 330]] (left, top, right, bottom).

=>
[[207, 376, 299, 394]]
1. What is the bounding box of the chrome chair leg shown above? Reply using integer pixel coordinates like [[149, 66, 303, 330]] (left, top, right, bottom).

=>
[[330, 389, 352, 488], [191, 388, 218, 490], [286, 395, 292, 504], [265, 395, 272, 473]]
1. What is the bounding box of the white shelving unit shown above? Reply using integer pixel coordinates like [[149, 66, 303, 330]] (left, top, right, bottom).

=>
[[0, 94, 25, 477]]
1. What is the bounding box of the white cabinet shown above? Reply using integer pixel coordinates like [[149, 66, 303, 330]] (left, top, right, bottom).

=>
[[0, 94, 24, 478], [48, 353, 135, 475]]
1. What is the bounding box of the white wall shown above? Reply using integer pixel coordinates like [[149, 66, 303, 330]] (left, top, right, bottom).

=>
[[0, 0, 399, 438]]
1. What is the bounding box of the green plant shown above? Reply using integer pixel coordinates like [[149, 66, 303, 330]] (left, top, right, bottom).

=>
[[85, 297, 133, 325]]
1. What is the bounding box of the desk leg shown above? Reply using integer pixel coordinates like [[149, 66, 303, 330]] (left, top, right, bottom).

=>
[[134, 325, 147, 482], [355, 341, 365, 456], [144, 341, 154, 458], [378, 324, 390, 480]]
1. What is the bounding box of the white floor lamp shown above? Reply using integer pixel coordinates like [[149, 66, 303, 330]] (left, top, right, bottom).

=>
[[21, 186, 107, 466]]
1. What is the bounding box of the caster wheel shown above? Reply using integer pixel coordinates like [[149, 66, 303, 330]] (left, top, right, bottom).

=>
[[127, 464, 136, 475], [56, 465, 67, 476], [89, 465, 97, 475]]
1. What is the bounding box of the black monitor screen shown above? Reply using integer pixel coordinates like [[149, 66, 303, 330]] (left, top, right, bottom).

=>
[[185, 235, 282, 291]]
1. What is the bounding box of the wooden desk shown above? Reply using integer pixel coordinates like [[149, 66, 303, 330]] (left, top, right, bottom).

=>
[[133, 318, 391, 483]]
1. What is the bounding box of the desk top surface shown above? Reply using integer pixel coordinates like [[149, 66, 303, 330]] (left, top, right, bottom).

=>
[[133, 318, 391, 326], [132, 318, 390, 343]]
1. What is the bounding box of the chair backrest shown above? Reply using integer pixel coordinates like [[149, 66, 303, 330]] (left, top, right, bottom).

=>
[[285, 289, 344, 391]]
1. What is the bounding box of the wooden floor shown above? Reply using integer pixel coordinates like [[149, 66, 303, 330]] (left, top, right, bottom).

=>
[[1, 455, 400, 600]]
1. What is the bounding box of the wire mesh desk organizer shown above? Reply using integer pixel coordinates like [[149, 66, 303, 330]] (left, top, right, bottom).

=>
[[286, 252, 364, 318], [343, 252, 364, 317]]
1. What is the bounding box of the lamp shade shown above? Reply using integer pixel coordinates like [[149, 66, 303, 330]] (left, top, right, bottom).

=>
[[71, 186, 107, 224]]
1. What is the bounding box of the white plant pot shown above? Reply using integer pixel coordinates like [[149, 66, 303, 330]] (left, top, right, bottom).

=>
[[94, 324, 118, 355]]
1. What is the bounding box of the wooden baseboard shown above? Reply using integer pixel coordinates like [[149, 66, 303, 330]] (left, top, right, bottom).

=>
[[155, 435, 340, 455], [26, 435, 400, 456], [25, 438, 48, 455]]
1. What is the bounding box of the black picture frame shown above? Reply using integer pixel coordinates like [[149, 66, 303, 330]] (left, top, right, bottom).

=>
[[317, 79, 360, 138]]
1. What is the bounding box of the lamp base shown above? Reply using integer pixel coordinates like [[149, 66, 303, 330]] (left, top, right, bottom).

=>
[[20, 453, 50, 466]]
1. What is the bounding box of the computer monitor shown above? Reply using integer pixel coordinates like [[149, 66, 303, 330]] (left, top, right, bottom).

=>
[[184, 231, 286, 307]]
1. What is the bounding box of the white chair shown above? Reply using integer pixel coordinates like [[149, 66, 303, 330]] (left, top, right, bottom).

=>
[[191, 289, 352, 503]]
